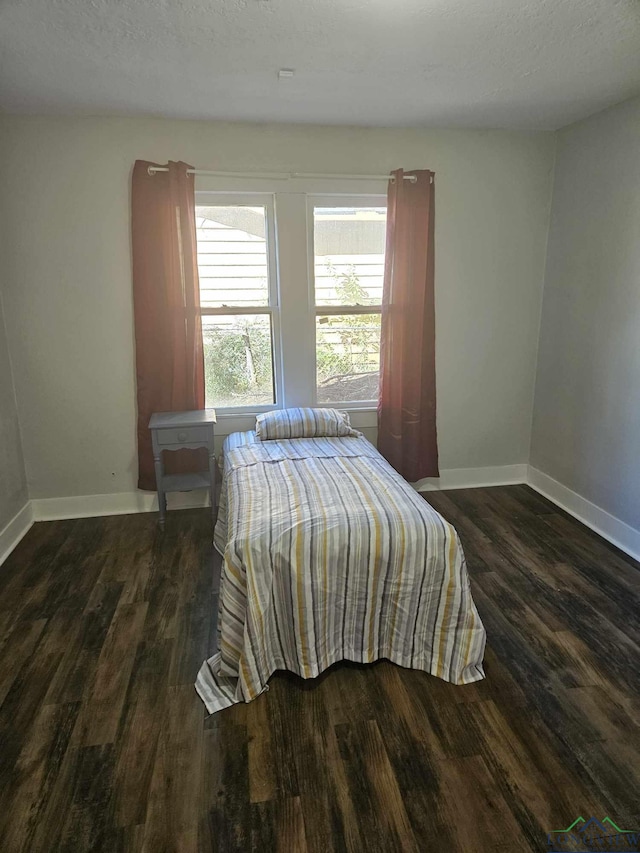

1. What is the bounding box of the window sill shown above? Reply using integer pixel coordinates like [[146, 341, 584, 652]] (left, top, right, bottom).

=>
[[214, 407, 378, 430], [214, 406, 377, 416]]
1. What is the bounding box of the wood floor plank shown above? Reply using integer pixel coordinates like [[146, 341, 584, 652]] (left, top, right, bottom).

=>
[[246, 694, 277, 804], [561, 684, 640, 743], [0, 519, 78, 614], [26, 725, 90, 852], [250, 800, 278, 850], [543, 511, 640, 574], [472, 584, 608, 748], [0, 700, 80, 852], [466, 697, 608, 845], [276, 796, 308, 852], [0, 607, 79, 776], [546, 556, 640, 647], [111, 638, 174, 828], [473, 569, 588, 675], [335, 719, 418, 853], [0, 617, 48, 707], [81, 601, 149, 747], [438, 753, 531, 851], [375, 662, 448, 762], [204, 718, 250, 852], [286, 678, 360, 853], [140, 517, 192, 643], [366, 667, 457, 849], [140, 684, 204, 853], [168, 515, 217, 687], [262, 674, 302, 799], [56, 743, 117, 852], [43, 581, 124, 706], [0, 491, 638, 851], [18, 517, 108, 623], [421, 489, 512, 575]]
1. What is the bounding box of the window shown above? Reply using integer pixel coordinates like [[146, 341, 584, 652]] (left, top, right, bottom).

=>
[[195, 186, 386, 414], [195, 199, 280, 411], [312, 202, 386, 405]]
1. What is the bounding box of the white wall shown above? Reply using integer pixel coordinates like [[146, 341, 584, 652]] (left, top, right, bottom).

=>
[[0, 116, 555, 501], [0, 289, 27, 529], [531, 96, 640, 533]]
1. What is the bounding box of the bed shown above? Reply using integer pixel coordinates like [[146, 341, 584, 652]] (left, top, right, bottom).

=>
[[196, 426, 486, 714]]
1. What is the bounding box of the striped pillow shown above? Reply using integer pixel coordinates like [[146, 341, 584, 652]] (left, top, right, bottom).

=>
[[256, 408, 359, 441]]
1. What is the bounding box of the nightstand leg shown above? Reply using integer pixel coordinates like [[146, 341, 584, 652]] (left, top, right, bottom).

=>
[[208, 449, 217, 523], [154, 453, 166, 529]]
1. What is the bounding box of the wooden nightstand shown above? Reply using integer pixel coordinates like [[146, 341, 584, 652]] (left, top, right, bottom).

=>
[[149, 409, 217, 529]]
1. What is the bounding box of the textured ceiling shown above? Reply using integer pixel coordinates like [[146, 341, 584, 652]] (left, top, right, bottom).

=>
[[1, 0, 639, 129]]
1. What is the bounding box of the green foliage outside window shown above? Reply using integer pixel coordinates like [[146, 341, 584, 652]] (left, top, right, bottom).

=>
[[316, 262, 381, 382], [203, 317, 273, 407]]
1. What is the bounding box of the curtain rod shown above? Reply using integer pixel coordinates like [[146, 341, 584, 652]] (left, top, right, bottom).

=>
[[146, 166, 419, 183]]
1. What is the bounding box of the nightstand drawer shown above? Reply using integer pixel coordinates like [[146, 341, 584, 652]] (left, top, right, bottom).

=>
[[156, 425, 210, 446]]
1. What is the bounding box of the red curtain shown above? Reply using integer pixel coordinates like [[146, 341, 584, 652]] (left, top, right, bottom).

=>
[[132, 160, 206, 490], [377, 169, 439, 482]]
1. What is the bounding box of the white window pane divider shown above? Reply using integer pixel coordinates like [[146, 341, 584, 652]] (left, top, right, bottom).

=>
[[200, 306, 273, 315], [315, 305, 382, 315], [274, 192, 317, 407]]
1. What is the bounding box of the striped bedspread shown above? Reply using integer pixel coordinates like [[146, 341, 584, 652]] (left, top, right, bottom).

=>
[[196, 431, 486, 714]]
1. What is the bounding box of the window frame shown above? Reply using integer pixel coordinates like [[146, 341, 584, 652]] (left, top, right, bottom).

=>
[[195, 191, 284, 415], [307, 194, 387, 410], [193, 178, 388, 423]]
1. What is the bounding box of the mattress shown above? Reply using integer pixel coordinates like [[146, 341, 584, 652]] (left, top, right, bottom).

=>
[[196, 430, 486, 713]]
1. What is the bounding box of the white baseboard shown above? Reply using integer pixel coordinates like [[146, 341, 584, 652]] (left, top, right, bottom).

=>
[[414, 463, 529, 492], [31, 488, 209, 522], [4, 465, 639, 566], [33, 467, 527, 523], [416, 462, 640, 563], [0, 501, 35, 566], [527, 466, 640, 563]]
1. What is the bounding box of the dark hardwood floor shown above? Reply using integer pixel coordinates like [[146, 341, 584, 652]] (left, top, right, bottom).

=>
[[1, 485, 639, 852]]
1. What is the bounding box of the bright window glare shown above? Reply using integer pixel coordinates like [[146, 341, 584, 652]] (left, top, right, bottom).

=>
[[196, 206, 269, 308]]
